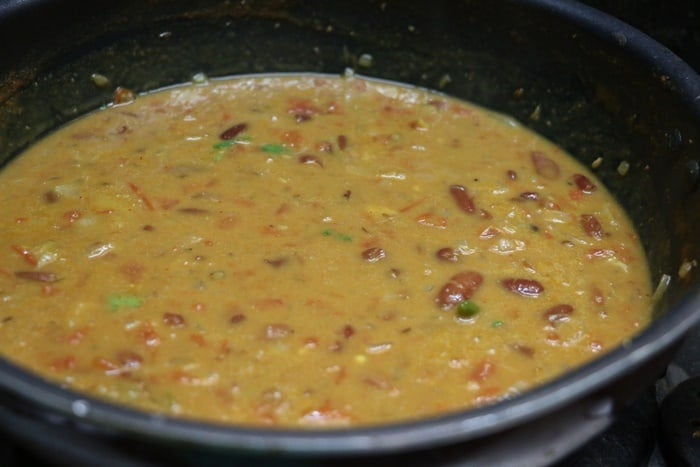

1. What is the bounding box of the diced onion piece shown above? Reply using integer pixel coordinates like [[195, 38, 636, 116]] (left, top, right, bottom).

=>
[[678, 259, 696, 279], [91, 73, 110, 87], [36, 241, 59, 267], [358, 54, 373, 68], [651, 273, 671, 303], [192, 72, 208, 84], [617, 160, 630, 176], [87, 242, 114, 259], [438, 74, 452, 89]]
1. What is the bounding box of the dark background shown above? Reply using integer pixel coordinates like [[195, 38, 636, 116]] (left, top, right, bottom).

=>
[[583, 0, 700, 73]]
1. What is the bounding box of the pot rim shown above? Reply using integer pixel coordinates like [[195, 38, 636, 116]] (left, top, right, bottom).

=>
[[1, 293, 698, 455]]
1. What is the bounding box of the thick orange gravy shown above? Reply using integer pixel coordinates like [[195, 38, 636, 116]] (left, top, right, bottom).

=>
[[0, 74, 652, 427]]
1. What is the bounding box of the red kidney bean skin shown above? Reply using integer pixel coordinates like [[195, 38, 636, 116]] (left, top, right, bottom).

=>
[[511, 343, 535, 357], [362, 247, 386, 262], [337, 134, 348, 150], [572, 173, 597, 193], [14, 271, 58, 282], [436, 247, 459, 262], [501, 278, 544, 297], [43, 190, 59, 203], [230, 314, 246, 324], [449, 184, 475, 213], [580, 214, 604, 240], [342, 324, 355, 338], [294, 113, 312, 123], [317, 141, 333, 153], [543, 304, 574, 326], [219, 122, 247, 140], [531, 151, 560, 179], [163, 312, 186, 327], [299, 154, 324, 167]]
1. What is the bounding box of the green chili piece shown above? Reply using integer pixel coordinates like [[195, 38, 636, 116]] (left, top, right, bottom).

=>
[[260, 143, 290, 155], [321, 229, 352, 242], [212, 141, 238, 150], [108, 294, 143, 312], [212, 136, 252, 161], [456, 300, 480, 319]]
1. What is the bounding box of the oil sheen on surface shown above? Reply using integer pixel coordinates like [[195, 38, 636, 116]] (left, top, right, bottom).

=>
[[0, 74, 652, 427]]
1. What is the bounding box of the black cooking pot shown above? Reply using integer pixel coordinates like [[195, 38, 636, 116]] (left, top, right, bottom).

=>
[[0, 1, 699, 465]]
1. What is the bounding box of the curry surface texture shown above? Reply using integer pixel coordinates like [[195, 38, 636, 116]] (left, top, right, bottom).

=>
[[0, 74, 652, 427]]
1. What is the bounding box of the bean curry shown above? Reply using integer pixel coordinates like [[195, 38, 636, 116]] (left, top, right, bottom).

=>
[[0, 74, 652, 427]]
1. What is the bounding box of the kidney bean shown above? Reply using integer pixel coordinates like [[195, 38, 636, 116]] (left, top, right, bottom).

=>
[[177, 207, 211, 215], [452, 271, 484, 290], [531, 151, 560, 179], [317, 141, 333, 153], [435, 271, 484, 309], [435, 282, 465, 309], [572, 173, 597, 193], [113, 86, 134, 105], [219, 122, 247, 140], [14, 271, 58, 283], [264, 257, 288, 268], [501, 278, 544, 297], [543, 304, 574, 327], [337, 134, 348, 150], [506, 169, 518, 181], [436, 247, 459, 262], [511, 343, 535, 357], [362, 247, 386, 262], [449, 184, 475, 213], [342, 325, 355, 339], [163, 312, 186, 327], [43, 190, 59, 203], [230, 313, 246, 324], [580, 214, 604, 240]]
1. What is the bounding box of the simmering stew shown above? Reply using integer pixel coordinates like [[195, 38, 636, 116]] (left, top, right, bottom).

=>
[[0, 74, 652, 427]]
